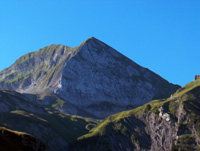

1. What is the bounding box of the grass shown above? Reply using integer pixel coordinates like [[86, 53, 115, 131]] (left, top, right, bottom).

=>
[[15, 44, 61, 65], [0, 37, 97, 94], [0, 127, 28, 136], [51, 98, 65, 108], [0, 127, 46, 151], [0, 89, 98, 146], [0, 72, 22, 84], [78, 78, 200, 143], [10, 110, 48, 123], [0, 44, 67, 91], [173, 78, 200, 98], [2, 90, 97, 135], [0, 109, 97, 144], [14, 40, 85, 66], [173, 134, 196, 151]]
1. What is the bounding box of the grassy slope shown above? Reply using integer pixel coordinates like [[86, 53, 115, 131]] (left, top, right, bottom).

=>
[[0, 39, 88, 92], [0, 110, 97, 143], [77, 77, 200, 150], [0, 90, 97, 150]]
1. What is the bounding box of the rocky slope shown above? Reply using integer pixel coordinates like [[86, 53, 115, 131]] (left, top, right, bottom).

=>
[[0, 89, 97, 151], [0, 37, 180, 118], [0, 127, 46, 151], [70, 77, 200, 151]]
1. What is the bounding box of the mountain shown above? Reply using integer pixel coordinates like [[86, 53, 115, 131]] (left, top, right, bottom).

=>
[[0, 127, 46, 151], [0, 37, 180, 118], [70, 77, 200, 151], [0, 89, 97, 151]]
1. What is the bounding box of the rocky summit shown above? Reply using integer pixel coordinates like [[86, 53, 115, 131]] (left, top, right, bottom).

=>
[[1, 37, 199, 151], [0, 37, 180, 118]]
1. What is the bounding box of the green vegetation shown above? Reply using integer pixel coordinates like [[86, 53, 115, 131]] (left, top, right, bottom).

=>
[[0, 89, 98, 150], [0, 127, 46, 151], [14, 41, 84, 66], [0, 127, 27, 136], [67, 37, 88, 55], [0, 68, 11, 74], [80, 98, 164, 139], [1, 39, 200, 150], [0, 72, 22, 84], [173, 78, 200, 98], [15, 44, 60, 65], [78, 77, 200, 149], [37, 63, 48, 69], [0, 110, 96, 143], [51, 98, 65, 108], [173, 134, 196, 151], [0, 107, 97, 151], [0, 38, 90, 94]]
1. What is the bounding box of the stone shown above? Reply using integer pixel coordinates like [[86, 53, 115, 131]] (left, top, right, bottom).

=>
[[0, 37, 181, 118], [194, 75, 200, 81]]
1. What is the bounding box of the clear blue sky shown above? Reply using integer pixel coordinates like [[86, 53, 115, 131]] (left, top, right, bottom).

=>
[[0, 0, 199, 86]]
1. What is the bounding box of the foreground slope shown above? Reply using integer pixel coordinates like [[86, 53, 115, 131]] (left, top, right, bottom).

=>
[[0, 37, 180, 118], [0, 127, 46, 151], [70, 77, 200, 151], [0, 89, 97, 151]]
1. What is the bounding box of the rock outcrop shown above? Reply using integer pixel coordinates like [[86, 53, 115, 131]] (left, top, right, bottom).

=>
[[0, 37, 180, 118], [70, 78, 200, 151], [194, 75, 200, 80]]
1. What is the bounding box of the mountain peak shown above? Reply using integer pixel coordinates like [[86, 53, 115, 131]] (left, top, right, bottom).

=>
[[0, 38, 180, 118], [87, 36, 98, 41], [83, 37, 107, 45]]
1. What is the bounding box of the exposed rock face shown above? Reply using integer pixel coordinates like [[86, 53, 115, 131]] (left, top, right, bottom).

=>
[[194, 75, 200, 80], [70, 80, 200, 151], [71, 110, 195, 151], [0, 127, 46, 151], [0, 44, 78, 94], [58, 38, 179, 106], [0, 37, 180, 118]]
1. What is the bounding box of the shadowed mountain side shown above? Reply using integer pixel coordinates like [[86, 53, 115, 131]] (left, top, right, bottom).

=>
[[0, 127, 46, 151], [0, 89, 97, 151], [70, 77, 200, 151]]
